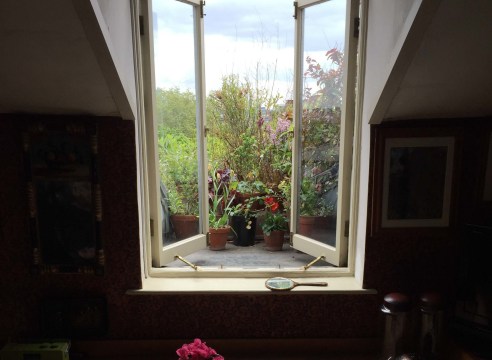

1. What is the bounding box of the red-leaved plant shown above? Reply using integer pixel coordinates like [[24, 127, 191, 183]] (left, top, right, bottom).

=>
[[176, 338, 224, 360]]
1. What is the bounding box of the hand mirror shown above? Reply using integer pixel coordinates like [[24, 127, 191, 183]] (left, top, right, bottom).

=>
[[265, 277, 328, 291]]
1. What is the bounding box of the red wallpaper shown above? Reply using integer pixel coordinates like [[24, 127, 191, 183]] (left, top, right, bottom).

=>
[[2, 115, 479, 344]]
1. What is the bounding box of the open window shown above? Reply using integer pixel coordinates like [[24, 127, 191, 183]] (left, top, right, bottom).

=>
[[290, 0, 359, 267], [140, 0, 361, 274]]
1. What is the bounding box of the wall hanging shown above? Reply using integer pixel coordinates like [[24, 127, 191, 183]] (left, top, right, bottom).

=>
[[23, 120, 103, 274]]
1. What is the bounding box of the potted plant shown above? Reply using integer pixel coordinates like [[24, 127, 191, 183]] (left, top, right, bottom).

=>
[[159, 132, 199, 241], [166, 182, 199, 241], [228, 179, 267, 246], [299, 176, 337, 238], [228, 196, 261, 246], [208, 169, 235, 251], [261, 196, 288, 251]]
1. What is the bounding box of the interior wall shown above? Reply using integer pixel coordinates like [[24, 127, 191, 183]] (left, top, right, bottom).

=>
[[1, 115, 489, 343], [0, 116, 379, 343]]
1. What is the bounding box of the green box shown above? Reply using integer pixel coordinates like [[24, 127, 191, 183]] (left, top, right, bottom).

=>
[[0, 342, 69, 360]]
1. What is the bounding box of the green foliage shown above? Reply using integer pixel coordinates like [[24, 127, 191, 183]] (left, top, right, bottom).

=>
[[156, 49, 344, 222], [155, 87, 196, 138], [230, 134, 259, 180], [206, 74, 289, 185], [299, 48, 344, 217], [209, 170, 236, 229], [260, 197, 288, 236], [261, 211, 289, 236], [299, 178, 336, 217], [158, 131, 199, 215], [231, 180, 267, 195]]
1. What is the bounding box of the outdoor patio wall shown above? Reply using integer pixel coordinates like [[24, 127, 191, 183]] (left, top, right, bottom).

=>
[[2, 115, 485, 343]]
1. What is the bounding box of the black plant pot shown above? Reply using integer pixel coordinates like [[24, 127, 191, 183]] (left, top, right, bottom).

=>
[[231, 215, 256, 246]]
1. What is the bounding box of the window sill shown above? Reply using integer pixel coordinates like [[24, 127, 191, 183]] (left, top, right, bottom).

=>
[[127, 276, 376, 295]]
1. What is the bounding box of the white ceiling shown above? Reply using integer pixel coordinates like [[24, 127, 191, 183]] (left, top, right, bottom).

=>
[[0, 0, 119, 117], [383, 0, 492, 121], [1, 0, 491, 121]]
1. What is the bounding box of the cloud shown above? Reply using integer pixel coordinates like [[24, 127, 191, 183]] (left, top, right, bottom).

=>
[[153, 0, 347, 97]]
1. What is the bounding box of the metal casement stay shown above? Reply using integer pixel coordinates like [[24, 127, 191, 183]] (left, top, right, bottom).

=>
[[302, 255, 326, 270], [175, 255, 199, 270]]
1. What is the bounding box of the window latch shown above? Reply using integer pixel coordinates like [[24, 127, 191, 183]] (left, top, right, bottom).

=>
[[200, 1, 206, 18], [293, 1, 298, 19], [175, 255, 199, 270]]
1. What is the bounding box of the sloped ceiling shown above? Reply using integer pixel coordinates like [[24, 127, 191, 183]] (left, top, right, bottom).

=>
[[1, 0, 491, 122], [0, 0, 120, 117], [378, 0, 492, 122], [366, 0, 492, 123]]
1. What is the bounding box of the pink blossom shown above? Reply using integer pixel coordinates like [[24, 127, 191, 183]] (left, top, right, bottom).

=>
[[276, 117, 290, 133], [176, 339, 224, 360]]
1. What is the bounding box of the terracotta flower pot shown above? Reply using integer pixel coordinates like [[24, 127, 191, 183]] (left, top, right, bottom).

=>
[[298, 216, 318, 238], [170, 214, 199, 240], [263, 230, 285, 251], [209, 226, 231, 251]]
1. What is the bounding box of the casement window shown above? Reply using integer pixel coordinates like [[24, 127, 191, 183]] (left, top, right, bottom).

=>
[[134, 0, 365, 280]]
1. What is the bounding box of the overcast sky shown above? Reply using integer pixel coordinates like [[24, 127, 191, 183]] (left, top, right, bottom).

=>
[[152, 0, 346, 99]]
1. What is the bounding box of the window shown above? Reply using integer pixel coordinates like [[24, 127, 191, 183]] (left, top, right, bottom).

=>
[[135, 0, 364, 279]]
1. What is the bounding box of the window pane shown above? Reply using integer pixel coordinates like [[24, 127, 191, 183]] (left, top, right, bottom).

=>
[[153, 1, 200, 245], [204, 0, 295, 263], [297, 0, 346, 247]]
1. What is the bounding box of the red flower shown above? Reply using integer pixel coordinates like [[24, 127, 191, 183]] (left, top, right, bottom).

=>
[[265, 196, 279, 212]]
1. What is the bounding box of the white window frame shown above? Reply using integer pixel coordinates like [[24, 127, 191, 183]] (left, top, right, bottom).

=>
[[133, 0, 367, 281], [290, 0, 359, 267]]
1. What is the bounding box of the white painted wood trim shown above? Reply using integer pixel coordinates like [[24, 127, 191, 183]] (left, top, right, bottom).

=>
[[131, 276, 373, 293], [352, 0, 368, 285], [177, 0, 201, 6], [297, 0, 329, 10], [368, 0, 443, 124], [160, 235, 208, 265], [72, 0, 137, 120]]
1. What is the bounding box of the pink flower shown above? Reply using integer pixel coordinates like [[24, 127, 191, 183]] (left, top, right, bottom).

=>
[[176, 339, 224, 360]]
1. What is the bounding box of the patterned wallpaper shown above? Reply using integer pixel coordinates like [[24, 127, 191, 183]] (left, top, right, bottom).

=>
[[1, 115, 469, 343]]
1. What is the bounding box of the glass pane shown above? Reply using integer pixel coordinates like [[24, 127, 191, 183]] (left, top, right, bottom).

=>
[[204, 0, 295, 259], [297, 0, 346, 247], [153, 1, 200, 245]]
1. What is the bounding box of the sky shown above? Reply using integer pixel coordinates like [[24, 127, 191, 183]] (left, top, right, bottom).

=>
[[152, 0, 346, 100]]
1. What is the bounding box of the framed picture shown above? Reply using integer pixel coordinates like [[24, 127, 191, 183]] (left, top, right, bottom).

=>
[[483, 132, 492, 202], [381, 137, 455, 228], [23, 120, 104, 274]]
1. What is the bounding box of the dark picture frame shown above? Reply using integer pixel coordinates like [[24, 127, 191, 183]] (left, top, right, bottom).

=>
[[483, 132, 492, 202], [23, 121, 104, 275], [381, 136, 455, 228]]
